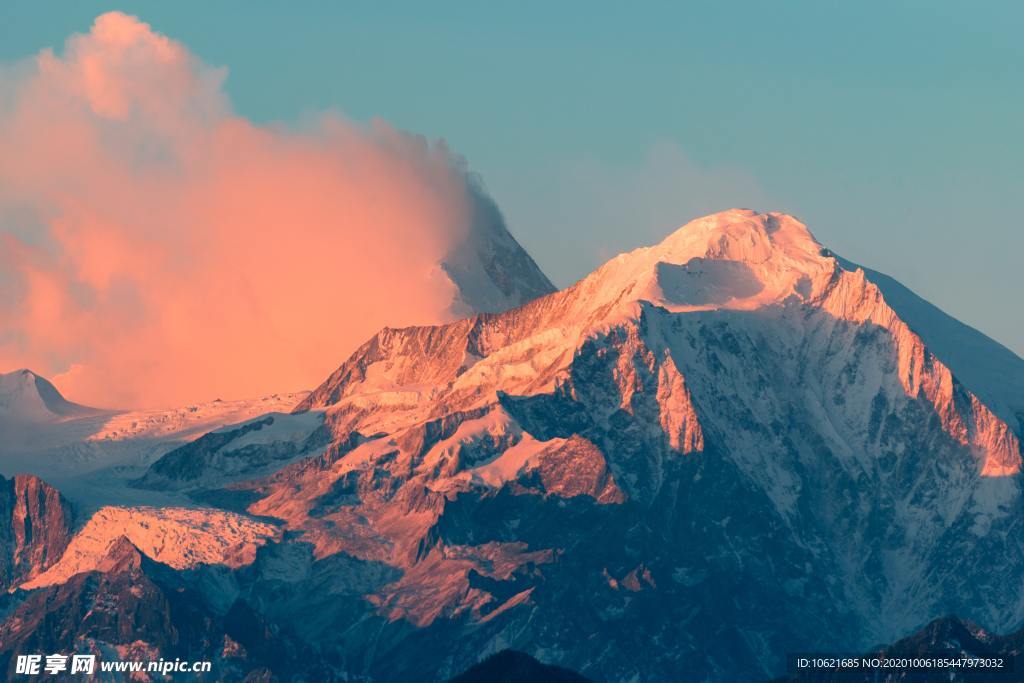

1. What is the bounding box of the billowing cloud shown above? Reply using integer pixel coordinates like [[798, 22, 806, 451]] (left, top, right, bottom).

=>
[[0, 13, 518, 408]]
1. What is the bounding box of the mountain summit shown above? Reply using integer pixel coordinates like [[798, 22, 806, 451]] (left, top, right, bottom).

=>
[[0, 369, 98, 422], [577, 208, 833, 315]]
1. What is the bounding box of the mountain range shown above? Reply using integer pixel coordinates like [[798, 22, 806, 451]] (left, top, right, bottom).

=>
[[0, 209, 1021, 681]]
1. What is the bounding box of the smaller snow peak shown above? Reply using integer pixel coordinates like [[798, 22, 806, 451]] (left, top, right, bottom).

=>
[[0, 368, 100, 422], [0, 369, 52, 422]]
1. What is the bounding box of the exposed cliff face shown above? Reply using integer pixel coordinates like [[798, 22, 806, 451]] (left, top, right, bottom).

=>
[[0, 475, 72, 590]]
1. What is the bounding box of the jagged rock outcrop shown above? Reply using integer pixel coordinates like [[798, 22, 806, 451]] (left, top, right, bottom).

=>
[[0, 537, 327, 682]]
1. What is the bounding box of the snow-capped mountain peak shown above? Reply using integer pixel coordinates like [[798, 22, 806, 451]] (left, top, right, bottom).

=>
[[574, 209, 835, 319], [0, 369, 97, 422], [657, 208, 820, 257], [294, 210, 1020, 486]]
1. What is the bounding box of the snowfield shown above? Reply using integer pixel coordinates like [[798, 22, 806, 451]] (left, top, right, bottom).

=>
[[22, 505, 280, 589]]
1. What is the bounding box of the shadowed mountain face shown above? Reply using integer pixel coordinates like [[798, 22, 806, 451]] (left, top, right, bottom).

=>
[[450, 650, 592, 682], [1, 210, 1022, 681], [777, 615, 1024, 683], [0, 538, 325, 682]]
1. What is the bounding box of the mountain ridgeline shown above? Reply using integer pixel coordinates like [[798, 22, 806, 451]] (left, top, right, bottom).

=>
[[1, 209, 1021, 681]]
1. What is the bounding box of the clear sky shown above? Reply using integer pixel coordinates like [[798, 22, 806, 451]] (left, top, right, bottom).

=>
[[2, 1, 1021, 356]]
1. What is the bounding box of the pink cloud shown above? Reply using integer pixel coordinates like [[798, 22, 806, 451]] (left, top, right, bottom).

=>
[[0, 13, 513, 408]]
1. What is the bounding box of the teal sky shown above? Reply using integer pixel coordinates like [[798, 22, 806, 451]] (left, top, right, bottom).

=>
[[2, 1, 1021, 355]]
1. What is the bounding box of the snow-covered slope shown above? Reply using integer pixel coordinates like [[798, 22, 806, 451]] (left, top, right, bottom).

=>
[[135, 410, 328, 492], [0, 387, 308, 510], [22, 505, 279, 589]]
